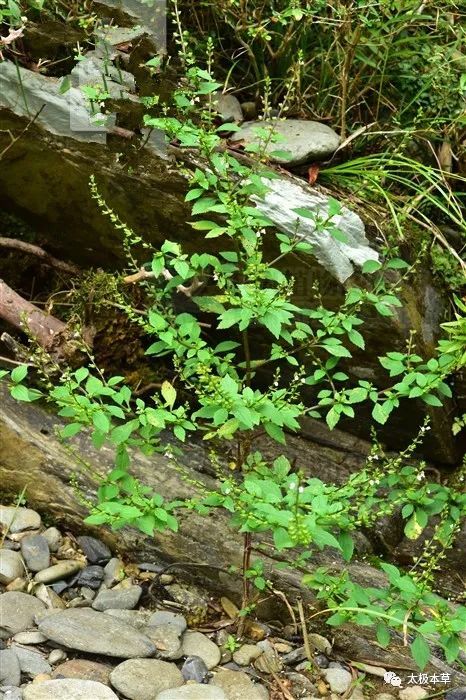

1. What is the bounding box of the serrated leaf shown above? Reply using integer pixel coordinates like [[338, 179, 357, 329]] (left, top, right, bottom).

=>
[[410, 635, 430, 670], [372, 402, 390, 425], [376, 623, 391, 647]]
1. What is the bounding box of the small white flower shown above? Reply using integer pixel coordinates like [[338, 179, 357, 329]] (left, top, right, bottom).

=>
[[416, 471, 425, 481], [289, 482, 296, 490], [298, 486, 304, 493]]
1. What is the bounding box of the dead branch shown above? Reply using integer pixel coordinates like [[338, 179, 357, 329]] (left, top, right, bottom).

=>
[[0, 278, 67, 351], [0, 279, 91, 364], [0, 237, 80, 275]]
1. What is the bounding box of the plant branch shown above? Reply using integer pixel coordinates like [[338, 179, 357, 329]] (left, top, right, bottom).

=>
[[0, 237, 80, 275]]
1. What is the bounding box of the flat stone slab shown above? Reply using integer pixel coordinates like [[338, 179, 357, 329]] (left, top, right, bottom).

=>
[[110, 659, 184, 700], [38, 608, 156, 658], [22, 679, 119, 699], [0, 592, 46, 640], [0, 506, 41, 533]]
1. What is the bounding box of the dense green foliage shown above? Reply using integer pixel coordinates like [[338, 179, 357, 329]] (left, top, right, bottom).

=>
[[3, 64, 466, 669], [1, 0, 465, 675]]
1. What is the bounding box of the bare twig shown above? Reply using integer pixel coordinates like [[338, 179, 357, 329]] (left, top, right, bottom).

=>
[[0, 105, 45, 160], [123, 268, 203, 297], [0, 237, 80, 274]]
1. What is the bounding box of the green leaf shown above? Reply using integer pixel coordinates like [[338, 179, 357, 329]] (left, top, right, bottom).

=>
[[323, 343, 352, 358], [59, 75, 71, 94], [348, 329, 365, 349], [362, 259, 382, 274], [410, 635, 430, 670], [93, 410, 110, 434], [61, 422, 83, 438], [376, 623, 391, 648], [10, 384, 31, 402], [111, 420, 138, 445], [273, 527, 294, 549], [190, 220, 219, 231], [264, 422, 286, 444], [338, 532, 354, 562], [372, 402, 390, 425], [386, 258, 410, 270], [326, 407, 340, 430], [421, 393, 443, 407], [10, 365, 28, 383], [135, 514, 155, 535], [161, 381, 177, 408]]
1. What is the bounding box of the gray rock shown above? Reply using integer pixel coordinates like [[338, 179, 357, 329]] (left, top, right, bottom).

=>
[[1, 687, 23, 700], [149, 611, 187, 635], [0, 507, 41, 534], [182, 632, 221, 671], [210, 668, 267, 700], [38, 608, 155, 658], [42, 528, 61, 553], [230, 119, 340, 166], [92, 585, 142, 611], [282, 646, 307, 665], [47, 649, 66, 665], [156, 686, 227, 700], [110, 659, 183, 700], [253, 640, 282, 674], [33, 584, 66, 610], [22, 679, 118, 699], [181, 656, 209, 683], [286, 672, 316, 697], [11, 645, 52, 677], [12, 631, 48, 645], [50, 581, 68, 595], [233, 644, 262, 666], [103, 558, 124, 588], [241, 102, 257, 120], [398, 689, 428, 700], [32, 609, 61, 625], [308, 633, 332, 655], [104, 609, 151, 629], [0, 593, 46, 640], [0, 551, 25, 584], [253, 176, 378, 284], [213, 93, 243, 124], [374, 695, 396, 700], [34, 561, 83, 584], [76, 566, 104, 589], [446, 689, 466, 700], [313, 654, 329, 668], [20, 536, 50, 573], [143, 624, 183, 660], [323, 667, 352, 694], [0, 649, 21, 687], [80, 586, 96, 601], [76, 536, 112, 565], [0, 61, 108, 144], [50, 659, 111, 684]]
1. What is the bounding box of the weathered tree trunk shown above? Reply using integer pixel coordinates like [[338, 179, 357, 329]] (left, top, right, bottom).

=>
[[0, 382, 464, 680]]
